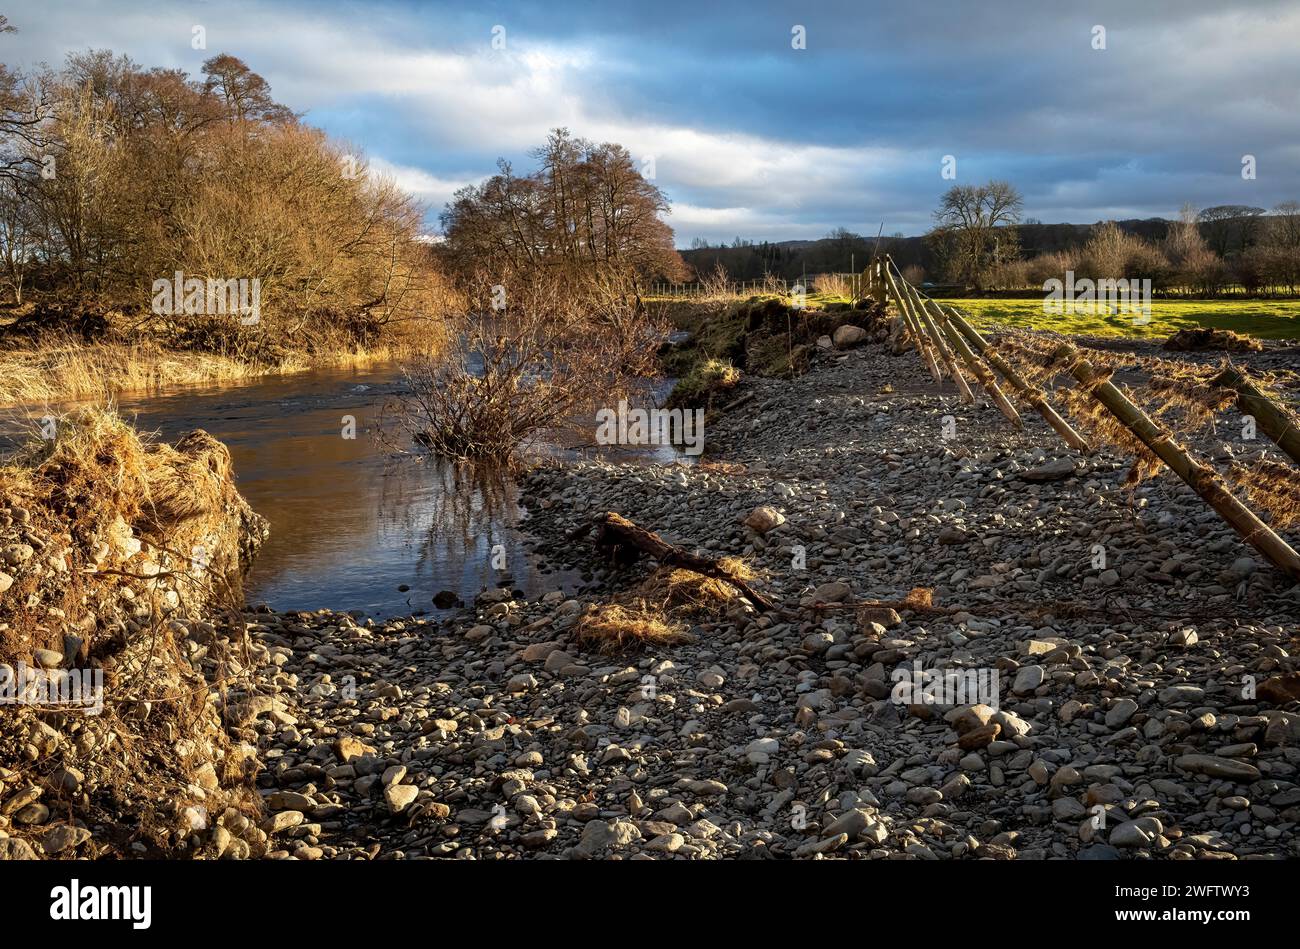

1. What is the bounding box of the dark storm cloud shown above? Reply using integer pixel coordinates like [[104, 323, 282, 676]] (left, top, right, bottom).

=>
[[7, 0, 1298, 242]]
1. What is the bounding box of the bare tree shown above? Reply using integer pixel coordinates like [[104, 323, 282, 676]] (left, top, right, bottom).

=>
[[1198, 205, 1266, 257], [0, 16, 51, 187], [1164, 204, 1224, 294], [1255, 201, 1300, 292], [440, 128, 687, 298], [200, 54, 295, 125], [928, 181, 1023, 288], [405, 129, 688, 462], [0, 175, 31, 301]]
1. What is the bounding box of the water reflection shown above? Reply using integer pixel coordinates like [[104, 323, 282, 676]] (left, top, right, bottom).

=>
[[1, 362, 680, 618]]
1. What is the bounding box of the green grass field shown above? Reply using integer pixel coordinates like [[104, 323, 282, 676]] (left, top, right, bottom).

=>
[[649, 291, 1300, 341], [946, 297, 1300, 340]]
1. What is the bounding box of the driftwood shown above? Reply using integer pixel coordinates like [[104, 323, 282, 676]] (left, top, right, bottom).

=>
[[568, 512, 775, 610]]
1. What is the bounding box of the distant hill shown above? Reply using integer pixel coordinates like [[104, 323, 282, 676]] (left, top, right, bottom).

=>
[[679, 219, 1179, 281]]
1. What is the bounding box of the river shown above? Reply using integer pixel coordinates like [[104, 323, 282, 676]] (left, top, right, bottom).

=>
[[1, 363, 682, 618]]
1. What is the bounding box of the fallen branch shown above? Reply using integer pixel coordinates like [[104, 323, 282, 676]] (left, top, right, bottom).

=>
[[586, 511, 775, 610]]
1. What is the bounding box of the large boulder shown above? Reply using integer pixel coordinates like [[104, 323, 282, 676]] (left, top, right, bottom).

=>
[[832, 324, 868, 349], [743, 505, 786, 534]]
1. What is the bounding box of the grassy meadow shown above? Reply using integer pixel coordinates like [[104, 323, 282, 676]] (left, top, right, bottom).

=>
[[650, 290, 1300, 341], [945, 297, 1300, 340]]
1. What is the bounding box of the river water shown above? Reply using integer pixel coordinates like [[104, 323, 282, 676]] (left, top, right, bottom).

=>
[[2, 363, 682, 618]]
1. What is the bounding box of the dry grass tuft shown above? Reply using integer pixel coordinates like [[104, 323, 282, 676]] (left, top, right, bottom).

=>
[[1141, 365, 1237, 434], [0, 332, 288, 406], [902, 586, 935, 611], [5, 407, 150, 540], [1056, 384, 1164, 484], [574, 602, 694, 654], [665, 358, 742, 411], [637, 557, 756, 616], [5, 408, 245, 555], [1228, 460, 1300, 529]]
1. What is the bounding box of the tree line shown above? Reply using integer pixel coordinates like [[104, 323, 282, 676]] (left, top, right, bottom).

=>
[[0, 19, 440, 351], [925, 183, 1300, 294], [681, 185, 1300, 296]]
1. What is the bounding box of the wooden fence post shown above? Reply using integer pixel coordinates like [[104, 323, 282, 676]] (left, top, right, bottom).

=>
[[871, 259, 888, 308], [1210, 364, 1300, 468], [883, 261, 944, 384], [945, 306, 1091, 452], [902, 275, 974, 403], [1053, 342, 1300, 582], [921, 297, 1022, 427]]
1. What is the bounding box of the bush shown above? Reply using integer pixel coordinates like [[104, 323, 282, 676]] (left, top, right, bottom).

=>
[[665, 358, 741, 411], [2, 49, 447, 349], [385, 272, 666, 462]]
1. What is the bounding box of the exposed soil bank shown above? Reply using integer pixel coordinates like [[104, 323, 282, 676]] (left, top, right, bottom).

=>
[[0, 411, 269, 858]]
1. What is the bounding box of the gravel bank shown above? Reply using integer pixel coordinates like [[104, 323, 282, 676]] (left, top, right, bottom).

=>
[[235, 335, 1300, 860]]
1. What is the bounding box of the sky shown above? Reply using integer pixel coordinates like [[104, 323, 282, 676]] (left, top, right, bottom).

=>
[[7, 0, 1300, 245]]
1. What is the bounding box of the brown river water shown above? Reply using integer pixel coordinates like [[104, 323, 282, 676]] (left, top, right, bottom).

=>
[[2, 363, 682, 618]]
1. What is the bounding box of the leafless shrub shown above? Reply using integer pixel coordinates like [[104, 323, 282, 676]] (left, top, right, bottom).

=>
[[699, 262, 738, 300], [382, 270, 667, 462], [816, 273, 852, 299]]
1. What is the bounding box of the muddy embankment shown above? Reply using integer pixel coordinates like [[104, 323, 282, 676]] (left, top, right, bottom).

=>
[[0, 410, 270, 859]]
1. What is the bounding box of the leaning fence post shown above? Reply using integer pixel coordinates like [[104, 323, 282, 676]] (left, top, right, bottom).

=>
[[922, 297, 1022, 427], [1053, 342, 1300, 582], [903, 276, 974, 403], [945, 306, 1090, 452], [883, 260, 943, 384], [1210, 364, 1300, 468]]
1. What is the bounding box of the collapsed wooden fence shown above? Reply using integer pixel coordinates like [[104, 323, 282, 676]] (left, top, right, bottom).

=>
[[867, 255, 1300, 583]]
